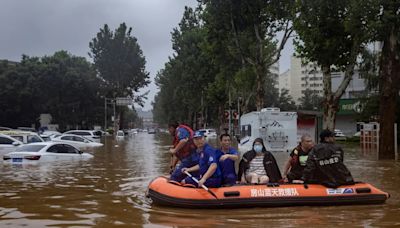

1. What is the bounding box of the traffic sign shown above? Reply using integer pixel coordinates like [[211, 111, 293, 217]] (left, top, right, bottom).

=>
[[116, 97, 132, 106]]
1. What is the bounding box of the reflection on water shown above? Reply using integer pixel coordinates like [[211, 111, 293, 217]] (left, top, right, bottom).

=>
[[0, 133, 399, 227]]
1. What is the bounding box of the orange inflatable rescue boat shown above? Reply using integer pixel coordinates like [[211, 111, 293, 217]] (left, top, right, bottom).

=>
[[147, 176, 389, 208]]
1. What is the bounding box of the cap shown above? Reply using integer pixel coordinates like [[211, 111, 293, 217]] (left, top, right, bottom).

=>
[[193, 130, 205, 138], [320, 129, 334, 141]]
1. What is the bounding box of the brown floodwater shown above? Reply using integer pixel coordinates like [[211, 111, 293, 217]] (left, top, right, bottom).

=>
[[0, 133, 399, 227]]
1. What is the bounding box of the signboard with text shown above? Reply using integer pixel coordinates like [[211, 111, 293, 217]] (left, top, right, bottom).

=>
[[116, 97, 132, 106]]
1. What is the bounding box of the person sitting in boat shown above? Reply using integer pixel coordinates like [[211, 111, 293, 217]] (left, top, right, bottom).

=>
[[216, 133, 239, 186], [181, 130, 222, 188], [168, 122, 198, 182], [237, 138, 282, 184], [282, 134, 314, 183], [302, 129, 355, 188]]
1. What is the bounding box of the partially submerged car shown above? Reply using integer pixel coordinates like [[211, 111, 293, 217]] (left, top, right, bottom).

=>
[[334, 129, 346, 141], [198, 129, 218, 138], [51, 134, 103, 149], [3, 142, 93, 164]]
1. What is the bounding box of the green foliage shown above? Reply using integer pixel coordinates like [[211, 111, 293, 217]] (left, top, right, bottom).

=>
[[201, 0, 294, 110], [294, 0, 368, 70], [153, 1, 296, 126], [298, 89, 323, 111], [277, 89, 297, 111], [0, 51, 103, 129], [89, 23, 150, 105], [153, 7, 216, 126]]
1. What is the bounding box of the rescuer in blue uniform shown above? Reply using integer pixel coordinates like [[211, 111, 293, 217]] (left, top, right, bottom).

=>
[[216, 133, 239, 186], [182, 130, 221, 188]]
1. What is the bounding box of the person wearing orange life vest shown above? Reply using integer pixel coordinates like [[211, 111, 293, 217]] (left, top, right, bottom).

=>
[[168, 122, 198, 182]]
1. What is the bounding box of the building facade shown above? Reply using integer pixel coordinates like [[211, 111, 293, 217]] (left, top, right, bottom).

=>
[[279, 56, 367, 136]]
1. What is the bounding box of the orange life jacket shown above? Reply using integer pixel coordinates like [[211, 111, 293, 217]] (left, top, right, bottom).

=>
[[173, 124, 196, 160]]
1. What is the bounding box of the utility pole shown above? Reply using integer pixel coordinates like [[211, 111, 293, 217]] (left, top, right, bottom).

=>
[[237, 96, 241, 137], [113, 98, 116, 133], [228, 89, 232, 136], [104, 97, 107, 131]]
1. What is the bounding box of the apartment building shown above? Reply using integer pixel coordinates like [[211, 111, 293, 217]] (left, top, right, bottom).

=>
[[279, 56, 367, 135], [280, 56, 366, 104]]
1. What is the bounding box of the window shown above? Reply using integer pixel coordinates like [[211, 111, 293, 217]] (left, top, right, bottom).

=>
[[74, 131, 90, 136], [16, 145, 46, 152], [241, 125, 252, 138], [61, 136, 74, 141], [47, 145, 63, 153], [27, 135, 42, 143], [64, 144, 80, 154], [73, 136, 85, 142], [10, 136, 23, 142], [47, 144, 79, 153], [0, 136, 14, 144]]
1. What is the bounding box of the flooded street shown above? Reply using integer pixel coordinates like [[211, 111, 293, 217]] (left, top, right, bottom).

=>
[[1, 133, 399, 227]]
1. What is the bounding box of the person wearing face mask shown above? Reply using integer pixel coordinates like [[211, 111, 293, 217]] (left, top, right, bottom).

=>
[[237, 138, 282, 184]]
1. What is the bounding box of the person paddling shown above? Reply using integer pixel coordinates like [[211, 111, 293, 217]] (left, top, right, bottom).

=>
[[181, 130, 222, 188]]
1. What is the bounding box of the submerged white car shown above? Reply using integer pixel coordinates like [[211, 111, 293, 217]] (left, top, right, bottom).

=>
[[0, 133, 24, 155], [63, 130, 102, 142], [51, 134, 103, 149], [198, 129, 218, 138], [3, 142, 93, 164], [334, 129, 346, 140], [116, 130, 125, 140]]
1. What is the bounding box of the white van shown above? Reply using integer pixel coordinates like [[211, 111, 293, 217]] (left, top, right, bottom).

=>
[[238, 108, 297, 153]]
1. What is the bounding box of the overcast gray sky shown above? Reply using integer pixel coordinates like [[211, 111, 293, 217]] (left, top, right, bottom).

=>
[[0, 0, 292, 111]]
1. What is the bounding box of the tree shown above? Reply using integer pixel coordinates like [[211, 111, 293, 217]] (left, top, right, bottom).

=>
[[201, 0, 294, 111], [294, 0, 372, 130], [153, 7, 216, 127], [89, 23, 150, 129], [298, 89, 323, 111], [0, 51, 104, 129], [374, 1, 400, 159]]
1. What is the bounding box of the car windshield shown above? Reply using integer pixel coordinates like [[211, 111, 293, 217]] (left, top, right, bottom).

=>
[[15, 144, 46, 152], [28, 135, 43, 143], [10, 135, 24, 142]]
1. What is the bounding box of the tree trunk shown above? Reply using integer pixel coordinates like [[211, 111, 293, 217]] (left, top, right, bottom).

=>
[[255, 65, 265, 111], [322, 99, 338, 131], [378, 29, 400, 160], [321, 66, 338, 130]]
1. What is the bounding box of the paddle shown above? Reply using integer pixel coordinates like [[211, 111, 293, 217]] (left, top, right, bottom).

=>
[[183, 170, 218, 199]]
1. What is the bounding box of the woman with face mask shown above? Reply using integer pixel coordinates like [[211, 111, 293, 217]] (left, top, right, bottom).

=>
[[237, 138, 282, 184]]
